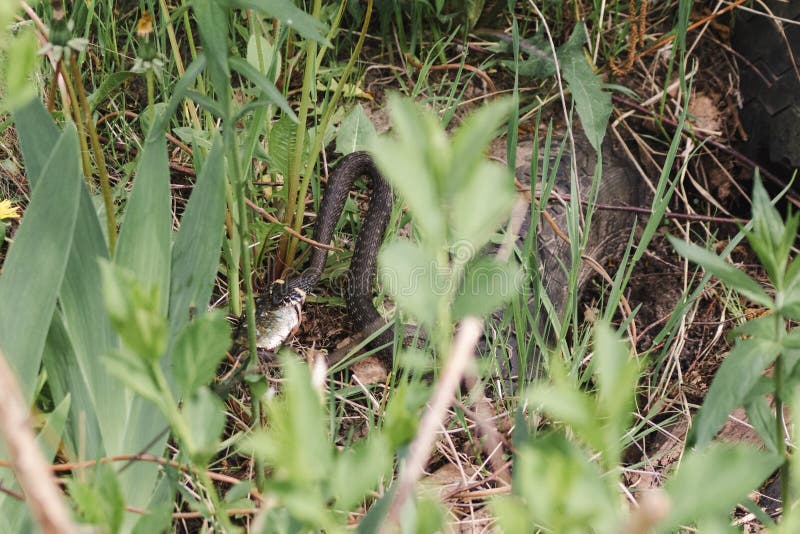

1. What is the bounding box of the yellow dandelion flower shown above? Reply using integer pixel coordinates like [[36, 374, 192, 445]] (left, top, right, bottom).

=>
[[0, 199, 20, 220], [137, 12, 154, 37]]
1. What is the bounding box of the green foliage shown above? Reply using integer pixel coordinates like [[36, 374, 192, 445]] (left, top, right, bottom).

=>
[[497, 25, 612, 149], [245, 355, 392, 532], [494, 322, 634, 532], [5, 93, 232, 528], [495, 322, 780, 532], [373, 95, 520, 341], [659, 445, 781, 532], [672, 174, 800, 515], [67, 465, 126, 534], [0, 123, 82, 400], [336, 104, 377, 155], [557, 29, 612, 151]]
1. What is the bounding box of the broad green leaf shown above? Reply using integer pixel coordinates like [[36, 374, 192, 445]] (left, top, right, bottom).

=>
[[378, 240, 441, 327], [269, 114, 304, 176], [336, 104, 377, 155], [511, 433, 619, 532], [225, 0, 329, 45], [111, 132, 174, 526], [371, 95, 446, 244], [103, 347, 161, 404], [15, 98, 117, 460], [744, 396, 779, 454], [688, 338, 782, 449], [2, 27, 37, 112], [100, 261, 168, 362], [330, 435, 391, 511], [66, 465, 125, 533], [448, 98, 513, 198], [0, 125, 82, 401], [229, 56, 296, 120], [750, 174, 786, 268], [785, 255, 800, 294], [245, 355, 333, 484], [183, 387, 226, 464], [130, 466, 176, 534], [405, 496, 447, 534], [557, 28, 611, 151], [460, 0, 485, 29], [527, 384, 597, 442], [192, 0, 230, 99], [730, 313, 779, 340], [491, 496, 532, 534], [13, 99, 60, 187], [668, 235, 772, 307], [172, 312, 231, 399], [383, 381, 427, 449], [453, 257, 523, 319], [594, 322, 638, 417], [115, 136, 171, 314], [168, 135, 226, 340], [450, 160, 516, 251], [593, 321, 638, 465], [43, 313, 104, 458], [661, 445, 781, 532], [52, 187, 117, 458], [246, 33, 281, 82]]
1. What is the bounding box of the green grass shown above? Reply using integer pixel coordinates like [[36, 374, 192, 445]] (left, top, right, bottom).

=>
[[0, 0, 794, 532]]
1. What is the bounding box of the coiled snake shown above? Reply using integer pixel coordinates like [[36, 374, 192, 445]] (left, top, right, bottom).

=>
[[253, 135, 642, 364]]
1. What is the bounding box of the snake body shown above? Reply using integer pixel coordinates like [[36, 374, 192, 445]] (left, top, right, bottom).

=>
[[256, 152, 393, 352], [257, 137, 642, 361]]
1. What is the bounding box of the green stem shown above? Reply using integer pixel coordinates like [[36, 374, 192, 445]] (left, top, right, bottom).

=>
[[70, 54, 117, 255], [146, 69, 156, 130], [60, 60, 92, 180], [224, 179, 241, 317], [278, 0, 321, 272], [283, 0, 373, 266], [226, 113, 266, 489], [226, 128, 258, 368], [160, 0, 203, 132]]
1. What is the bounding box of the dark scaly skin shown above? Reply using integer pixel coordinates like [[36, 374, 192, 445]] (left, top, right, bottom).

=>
[[537, 134, 643, 319], [268, 152, 394, 353], [261, 138, 641, 366]]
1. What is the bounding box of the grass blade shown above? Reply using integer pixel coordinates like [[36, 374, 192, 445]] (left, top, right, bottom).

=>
[[0, 125, 82, 401], [115, 136, 171, 311], [12, 99, 61, 189], [168, 135, 226, 339]]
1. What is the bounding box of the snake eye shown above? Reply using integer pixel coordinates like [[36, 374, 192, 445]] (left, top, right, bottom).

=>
[[268, 280, 307, 308], [284, 287, 306, 306]]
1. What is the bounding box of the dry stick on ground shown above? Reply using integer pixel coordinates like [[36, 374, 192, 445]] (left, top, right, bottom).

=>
[[612, 95, 800, 208], [382, 199, 528, 529], [0, 350, 78, 534], [245, 198, 342, 252], [404, 55, 498, 95]]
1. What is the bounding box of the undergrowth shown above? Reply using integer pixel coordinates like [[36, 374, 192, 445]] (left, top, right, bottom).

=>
[[0, 1, 797, 532]]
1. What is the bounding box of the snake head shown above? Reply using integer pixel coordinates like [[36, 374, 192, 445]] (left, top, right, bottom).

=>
[[268, 279, 307, 309]]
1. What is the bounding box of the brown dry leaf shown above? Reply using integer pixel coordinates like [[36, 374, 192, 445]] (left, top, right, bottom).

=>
[[351, 356, 387, 384], [688, 92, 723, 135]]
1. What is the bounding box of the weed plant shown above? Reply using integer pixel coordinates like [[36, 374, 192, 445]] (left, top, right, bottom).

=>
[[0, 0, 796, 532]]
